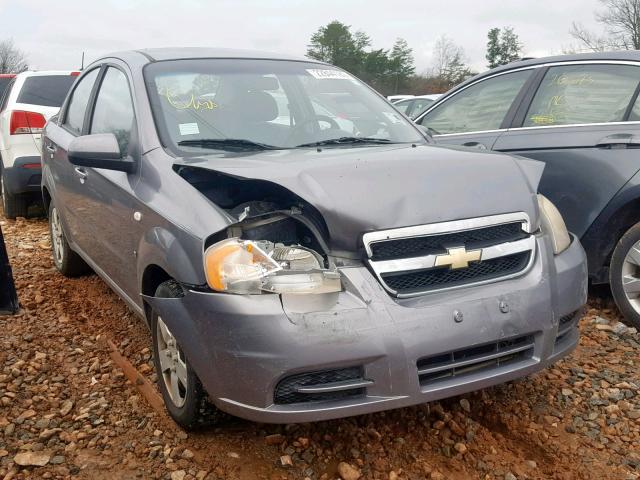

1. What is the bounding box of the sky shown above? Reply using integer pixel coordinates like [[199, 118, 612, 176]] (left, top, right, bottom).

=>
[[0, 0, 605, 75]]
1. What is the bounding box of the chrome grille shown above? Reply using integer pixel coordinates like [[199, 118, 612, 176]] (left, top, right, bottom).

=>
[[382, 252, 530, 294], [370, 222, 528, 260], [363, 213, 535, 297]]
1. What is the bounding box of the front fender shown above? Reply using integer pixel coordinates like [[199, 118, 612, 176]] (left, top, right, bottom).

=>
[[137, 226, 205, 289]]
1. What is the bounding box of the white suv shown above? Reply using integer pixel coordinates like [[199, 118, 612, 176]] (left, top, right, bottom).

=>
[[0, 71, 78, 218]]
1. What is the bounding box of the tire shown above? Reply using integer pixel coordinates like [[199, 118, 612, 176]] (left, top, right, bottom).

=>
[[610, 222, 640, 329], [1, 172, 28, 220], [151, 280, 224, 429], [48, 201, 90, 277]]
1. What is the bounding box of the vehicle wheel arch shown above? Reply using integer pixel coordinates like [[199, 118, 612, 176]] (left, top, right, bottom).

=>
[[137, 227, 206, 318], [42, 186, 51, 216], [141, 264, 174, 323], [582, 185, 640, 284]]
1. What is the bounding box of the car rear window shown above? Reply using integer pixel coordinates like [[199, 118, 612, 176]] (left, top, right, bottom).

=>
[[16, 75, 76, 108]]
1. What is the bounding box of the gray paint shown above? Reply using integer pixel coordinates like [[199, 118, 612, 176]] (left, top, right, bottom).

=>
[[173, 144, 542, 254], [41, 48, 587, 423]]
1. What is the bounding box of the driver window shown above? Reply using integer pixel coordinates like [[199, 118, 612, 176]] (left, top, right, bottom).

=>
[[90, 67, 135, 155], [419, 70, 532, 134]]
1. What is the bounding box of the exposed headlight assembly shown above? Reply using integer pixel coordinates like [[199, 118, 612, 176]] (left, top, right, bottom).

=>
[[204, 238, 341, 294], [537, 194, 571, 254]]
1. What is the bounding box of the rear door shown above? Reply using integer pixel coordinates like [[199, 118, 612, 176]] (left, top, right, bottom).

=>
[[493, 62, 640, 237], [417, 68, 538, 150], [45, 67, 102, 242]]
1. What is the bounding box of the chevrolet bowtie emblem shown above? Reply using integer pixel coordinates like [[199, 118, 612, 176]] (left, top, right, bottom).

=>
[[434, 246, 482, 270]]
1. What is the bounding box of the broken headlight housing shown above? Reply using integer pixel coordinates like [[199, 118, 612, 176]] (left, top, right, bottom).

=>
[[537, 194, 571, 254], [204, 238, 341, 295]]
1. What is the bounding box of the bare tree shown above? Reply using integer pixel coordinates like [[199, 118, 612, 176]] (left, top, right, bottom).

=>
[[0, 39, 28, 74], [430, 36, 475, 90], [568, 22, 611, 51], [570, 0, 640, 51]]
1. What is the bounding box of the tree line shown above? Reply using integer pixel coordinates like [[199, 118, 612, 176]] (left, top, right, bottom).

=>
[[307, 21, 523, 96], [307, 0, 640, 96]]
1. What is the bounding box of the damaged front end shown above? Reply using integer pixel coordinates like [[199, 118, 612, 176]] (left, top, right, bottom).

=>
[[175, 165, 345, 296]]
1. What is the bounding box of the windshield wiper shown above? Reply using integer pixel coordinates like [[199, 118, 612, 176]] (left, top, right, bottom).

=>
[[178, 138, 281, 151], [296, 137, 393, 148]]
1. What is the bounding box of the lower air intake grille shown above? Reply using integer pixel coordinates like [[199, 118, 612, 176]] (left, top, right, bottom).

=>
[[382, 251, 530, 295], [417, 334, 535, 386], [556, 310, 580, 345], [274, 367, 366, 405]]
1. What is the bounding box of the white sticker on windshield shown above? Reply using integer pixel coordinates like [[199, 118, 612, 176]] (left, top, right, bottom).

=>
[[306, 69, 353, 80], [179, 123, 200, 135]]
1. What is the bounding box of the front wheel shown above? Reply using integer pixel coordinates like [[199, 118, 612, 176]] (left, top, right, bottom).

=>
[[610, 222, 640, 329], [151, 280, 224, 429]]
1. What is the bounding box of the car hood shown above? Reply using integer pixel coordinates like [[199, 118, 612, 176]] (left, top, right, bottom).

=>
[[174, 144, 543, 253]]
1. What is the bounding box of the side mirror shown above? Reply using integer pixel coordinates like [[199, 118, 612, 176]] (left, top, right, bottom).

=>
[[68, 133, 135, 173]]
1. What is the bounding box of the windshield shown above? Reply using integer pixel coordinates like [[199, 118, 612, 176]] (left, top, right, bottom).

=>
[[144, 59, 424, 153]]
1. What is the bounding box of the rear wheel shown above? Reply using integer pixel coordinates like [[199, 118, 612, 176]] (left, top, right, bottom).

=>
[[610, 222, 640, 329], [1, 173, 28, 219], [48, 201, 90, 276], [151, 280, 224, 429]]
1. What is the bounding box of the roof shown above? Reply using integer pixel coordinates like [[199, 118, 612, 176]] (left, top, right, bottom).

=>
[[490, 50, 640, 74], [102, 47, 317, 65], [444, 50, 640, 97]]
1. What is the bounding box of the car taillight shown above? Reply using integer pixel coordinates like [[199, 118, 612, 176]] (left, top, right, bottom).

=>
[[70, 71, 80, 77], [10, 111, 46, 135]]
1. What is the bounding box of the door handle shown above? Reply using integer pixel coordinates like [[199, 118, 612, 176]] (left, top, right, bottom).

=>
[[45, 144, 57, 153], [74, 167, 88, 183], [462, 141, 487, 150]]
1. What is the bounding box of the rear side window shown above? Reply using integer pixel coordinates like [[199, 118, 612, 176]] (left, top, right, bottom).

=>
[[523, 64, 640, 127], [0, 77, 13, 102], [419, 69, 532, 134], [90, 67, 134, 155], [63, 69, 100, 134], [394, 99, 412, 114], [17, 75, 76, 107], [411, 98, 434, 117], [0, 79, 14, 111]]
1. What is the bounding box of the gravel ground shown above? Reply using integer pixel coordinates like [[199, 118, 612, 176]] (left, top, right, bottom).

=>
[[1, 214, 639, 480]]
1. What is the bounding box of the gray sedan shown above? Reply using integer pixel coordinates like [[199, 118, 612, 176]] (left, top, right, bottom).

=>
[[41, 48, 587, 429]]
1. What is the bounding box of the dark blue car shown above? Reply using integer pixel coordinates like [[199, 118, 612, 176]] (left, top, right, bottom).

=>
[[416, 51, 640, 328]]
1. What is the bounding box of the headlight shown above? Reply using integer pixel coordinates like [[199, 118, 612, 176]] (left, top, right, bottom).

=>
[[537, 194, 571, 254], [204, 238, 341, 294]]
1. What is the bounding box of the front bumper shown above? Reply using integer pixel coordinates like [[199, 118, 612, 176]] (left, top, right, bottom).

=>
[[2, 156, 42, 195], [146, 233, 587, 423]]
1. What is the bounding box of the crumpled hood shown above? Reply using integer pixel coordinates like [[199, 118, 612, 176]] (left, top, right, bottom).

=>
[[174, 144, 543, 253]]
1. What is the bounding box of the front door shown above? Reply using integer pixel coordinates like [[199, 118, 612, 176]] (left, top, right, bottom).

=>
[[77, 65, 142, 301]]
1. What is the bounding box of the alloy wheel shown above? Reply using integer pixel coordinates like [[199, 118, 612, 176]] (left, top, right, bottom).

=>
[[621, 240, 640, 315], [50, 207, 65, 267], [156, 316, 188, 408]]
